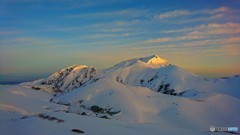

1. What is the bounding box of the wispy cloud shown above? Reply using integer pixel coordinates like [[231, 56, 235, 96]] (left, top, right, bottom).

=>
[[2, 0, 128, 10], [90, 20, 142, 28], [211, 7, 228, 13], [0, 37, 33, 44], [186, 22, 240, 37], [154, 10, 190, 20], [144, 33, 205, 44], [0, 30, 21, 35], [223, 44, 240, 56], [162, 22, 240, 35], [86, 19, 146, 37], [126, 36, 240, 57], [116, 20, 240, 57], [66, 9, 148, 18], [41, 27, 83, 32], [223, 37, 240, 44], [154, 7, 228, 20], [144, 38, 171, 44], [82, 33, 130, 39]]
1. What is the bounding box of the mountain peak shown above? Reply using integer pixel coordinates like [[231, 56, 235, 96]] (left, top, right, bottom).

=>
[[139, 54, 169, 66]]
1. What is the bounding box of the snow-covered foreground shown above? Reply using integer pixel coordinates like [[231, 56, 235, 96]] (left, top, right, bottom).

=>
[[0, 85, 197, 135], [1, 55, 240, 135], [1, 85, 239, 135]]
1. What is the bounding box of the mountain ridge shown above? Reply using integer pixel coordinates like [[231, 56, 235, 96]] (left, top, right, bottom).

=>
[[21, 55, 240, 99]]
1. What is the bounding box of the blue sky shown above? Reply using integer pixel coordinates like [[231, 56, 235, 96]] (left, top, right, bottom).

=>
[[0, 0, 240, 83]]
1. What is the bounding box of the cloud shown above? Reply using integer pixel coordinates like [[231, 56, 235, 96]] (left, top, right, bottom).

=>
[[66, 9, 148, 18], [86, 19, 146, 37], [173, 13, 224, 24], [0, 37, 61, 48], [144, 33, 205, 44], [117, 19, 240, 56], [85, 33, 130, 39], [154, 6, 228, 20], [96, 28, 131, 33], [0, 37, 33, 44], [207, 23, 240, 35], [180, 37, 240, 48], [145, 38, 171, 44], [3, 0, 126, 10], [223, 44, 240, 56], [187, 22, 240, 37], [154, 10, 190, 20], [127, 36, 240, 57], [223, 37, 240, 44], [41, 27, 83, 32], [211, 7, 228, 13], [90, 20, 142, 29], [162, 22, 240, 36], [0, 30, 21, 35]]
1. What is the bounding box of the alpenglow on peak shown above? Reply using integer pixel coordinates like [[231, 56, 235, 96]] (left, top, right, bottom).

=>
[[139, 54, 169, 65]]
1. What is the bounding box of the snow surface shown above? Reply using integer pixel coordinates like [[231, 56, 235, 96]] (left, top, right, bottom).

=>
[[1, 55, 240, 135]]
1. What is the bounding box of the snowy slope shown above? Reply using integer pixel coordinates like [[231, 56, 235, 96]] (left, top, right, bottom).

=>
[[100, 55, 240, 99], [54, 75, 240, 128], [1, 82, 239, 135], [21, 65, 98, 93], [0, 85, 201, 135]]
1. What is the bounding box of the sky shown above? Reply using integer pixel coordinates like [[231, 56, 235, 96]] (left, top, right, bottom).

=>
[[0, 0, 240, 83]]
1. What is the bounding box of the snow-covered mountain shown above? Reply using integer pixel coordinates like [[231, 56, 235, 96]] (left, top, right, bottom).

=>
[[23, 54, 240, 99], [21, 65, 98, 93], [1, 55, 240, 135]]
